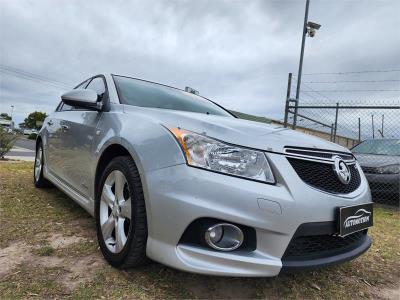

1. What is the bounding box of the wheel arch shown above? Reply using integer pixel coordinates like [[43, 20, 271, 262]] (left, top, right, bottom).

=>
[[94, 141, 148, 200], [94, 142, 153, 241], [94, 143, 131, 199]]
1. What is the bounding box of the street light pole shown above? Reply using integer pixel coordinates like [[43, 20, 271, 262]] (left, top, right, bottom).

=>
[[293, 0, 310, 129], [10, 105, 14, 120], [296, 0, 310, 101]]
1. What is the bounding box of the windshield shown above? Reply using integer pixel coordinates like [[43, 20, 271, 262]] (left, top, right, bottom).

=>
[[113, 75, 233, 117], [352, 139, 400, 156]]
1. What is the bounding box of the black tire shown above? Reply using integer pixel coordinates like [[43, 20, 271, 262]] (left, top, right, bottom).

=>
[[95, 156, 149, 268], [34, 141, 52, 188]]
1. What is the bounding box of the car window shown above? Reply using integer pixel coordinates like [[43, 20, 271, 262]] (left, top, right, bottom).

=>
[[113, 75, 233, 117], [86, 77, 106, 99], [352, 139, 400, 156], [59, 103, 74, 111]]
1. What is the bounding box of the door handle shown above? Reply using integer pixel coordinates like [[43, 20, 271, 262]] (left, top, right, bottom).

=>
[[47, 120, 53, 126], [61, 125, 70, 131]]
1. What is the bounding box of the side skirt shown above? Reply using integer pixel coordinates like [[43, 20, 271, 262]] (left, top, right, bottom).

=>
[[44, 167, 95, 217]]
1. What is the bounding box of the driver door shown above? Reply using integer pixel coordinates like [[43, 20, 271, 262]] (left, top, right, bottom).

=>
[[60, 76, 107, 197]]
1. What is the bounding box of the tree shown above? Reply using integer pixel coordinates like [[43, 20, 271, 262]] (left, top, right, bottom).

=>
[[22, 111, 48, 130], [0, 113, 11, 120], [0, 126, 16, 159]]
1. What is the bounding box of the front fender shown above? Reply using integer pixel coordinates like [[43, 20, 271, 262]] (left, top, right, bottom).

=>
[[119, 123, 185, 174], [94, 110, 186, 175]]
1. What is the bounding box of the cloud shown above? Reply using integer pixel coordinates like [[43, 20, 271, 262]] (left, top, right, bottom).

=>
[[1, 0, 399, 126]]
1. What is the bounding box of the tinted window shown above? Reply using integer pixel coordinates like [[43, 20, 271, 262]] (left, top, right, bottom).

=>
[[59, 103, 73, 111], [352, 139, 400, 156], [113, 76, 232, 117], [86, 77, 106, 98], [58, 102, 85, 111]]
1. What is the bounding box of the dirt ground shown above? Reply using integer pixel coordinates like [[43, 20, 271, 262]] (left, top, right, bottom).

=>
[[1, 161, 399, 299]]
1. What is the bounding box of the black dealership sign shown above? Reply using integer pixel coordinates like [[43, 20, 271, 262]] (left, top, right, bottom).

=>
[[338, 203, 373, 237]]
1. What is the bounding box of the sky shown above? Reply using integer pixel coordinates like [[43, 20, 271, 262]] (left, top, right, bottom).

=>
[[1, 0, 399, 130]]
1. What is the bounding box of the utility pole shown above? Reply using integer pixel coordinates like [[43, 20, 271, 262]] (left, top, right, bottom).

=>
[[293, 0, 321, 129], [295, 0, 310, 102], [10, 105, 14, 120], [293, 0, 310, 129]]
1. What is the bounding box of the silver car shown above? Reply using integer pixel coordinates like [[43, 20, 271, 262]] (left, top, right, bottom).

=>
[[34, 74, 373, 276]]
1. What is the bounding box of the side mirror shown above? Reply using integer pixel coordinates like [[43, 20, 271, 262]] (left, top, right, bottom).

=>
[[61, 89, 102, 111]]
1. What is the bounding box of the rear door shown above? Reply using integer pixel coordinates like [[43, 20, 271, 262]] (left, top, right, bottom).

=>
[[45, 110, 64, 176], [60, 76, 107, 197]]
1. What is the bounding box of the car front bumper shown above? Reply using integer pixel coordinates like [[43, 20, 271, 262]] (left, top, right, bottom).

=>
[[142, 152, 372, 276]]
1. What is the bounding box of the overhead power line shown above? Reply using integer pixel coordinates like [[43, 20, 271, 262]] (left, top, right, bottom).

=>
[[1, 69, 70, 90], [0, 64, 73, 90], [0, 69, 70, 90], [0, 64, 73, 87]]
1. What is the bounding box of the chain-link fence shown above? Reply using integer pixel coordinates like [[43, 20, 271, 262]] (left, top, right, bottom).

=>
[[283, 71, 400, 207]]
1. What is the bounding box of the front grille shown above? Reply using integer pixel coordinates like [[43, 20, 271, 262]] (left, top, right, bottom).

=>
[[288, 158, 361, 194], [283, 230, 367, 261], [285, 148, 354, 161]]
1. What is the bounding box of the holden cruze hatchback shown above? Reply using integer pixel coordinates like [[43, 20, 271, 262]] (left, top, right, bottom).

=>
[[34, 74, 373, 276]]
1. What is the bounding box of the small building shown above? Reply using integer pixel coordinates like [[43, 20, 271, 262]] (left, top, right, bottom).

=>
[[0, 118, 14, 132]]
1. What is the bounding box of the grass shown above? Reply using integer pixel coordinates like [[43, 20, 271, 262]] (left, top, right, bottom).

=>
[[0, 161, 399, 299], [0, 264, 67, 299], [34, 245, 55, 256]]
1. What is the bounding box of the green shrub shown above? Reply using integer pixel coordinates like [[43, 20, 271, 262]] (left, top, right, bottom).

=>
[[28, 132, 38, 140], [0, 127, 16, 158]]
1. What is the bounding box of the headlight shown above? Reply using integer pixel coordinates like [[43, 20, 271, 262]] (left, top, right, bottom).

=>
[[376, 164, 400, 174], [167, 127, 275, 183]]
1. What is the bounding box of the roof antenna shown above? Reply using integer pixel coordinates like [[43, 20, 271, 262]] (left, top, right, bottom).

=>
[[185, 87, 199, 95]]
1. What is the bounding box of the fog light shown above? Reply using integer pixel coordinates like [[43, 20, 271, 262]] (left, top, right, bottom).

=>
[[205, 223, 244, 251]]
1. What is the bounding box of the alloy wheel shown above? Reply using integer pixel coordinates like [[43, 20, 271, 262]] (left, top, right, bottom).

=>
[[34, 147, 42, 182], [100, 170, 132, 253]]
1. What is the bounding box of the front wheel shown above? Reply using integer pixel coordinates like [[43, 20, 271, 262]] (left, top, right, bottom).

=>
[[34, 141, 52, 188], [95, 156, 148, 268]]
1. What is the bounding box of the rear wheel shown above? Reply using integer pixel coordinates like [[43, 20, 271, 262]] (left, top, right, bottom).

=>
[[95, 156, 148, 268], [34, 141, 52, 188]]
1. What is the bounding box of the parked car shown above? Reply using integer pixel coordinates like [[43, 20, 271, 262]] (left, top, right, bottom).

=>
[[352, 139, 400, 204], [23, 129, 35, 135], [34, 74, 373, 276]]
